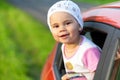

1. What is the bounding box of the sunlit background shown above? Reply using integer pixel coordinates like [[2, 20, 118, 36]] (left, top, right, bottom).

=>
[[0, 0, 118, 80]]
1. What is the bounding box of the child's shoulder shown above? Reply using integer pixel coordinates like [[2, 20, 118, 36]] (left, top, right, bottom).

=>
[[81, 36, 97, 48]]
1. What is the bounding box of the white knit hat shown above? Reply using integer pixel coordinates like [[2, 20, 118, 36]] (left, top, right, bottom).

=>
[[47, 0, 83, 31]]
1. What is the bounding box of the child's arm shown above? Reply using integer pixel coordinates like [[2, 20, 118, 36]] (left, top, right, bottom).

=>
[[90, 71, 95, 80], [61, 74, 69, 80]]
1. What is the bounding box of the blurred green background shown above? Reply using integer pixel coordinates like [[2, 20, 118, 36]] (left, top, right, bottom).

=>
[[0, 1, 55, 80], [0, 0, 119, 80]]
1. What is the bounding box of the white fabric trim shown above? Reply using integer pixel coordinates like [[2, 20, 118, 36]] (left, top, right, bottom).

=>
[[47, 0, 83, 31]]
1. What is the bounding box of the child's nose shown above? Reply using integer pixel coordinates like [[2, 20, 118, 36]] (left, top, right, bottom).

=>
[[59, 26, 66, 32]]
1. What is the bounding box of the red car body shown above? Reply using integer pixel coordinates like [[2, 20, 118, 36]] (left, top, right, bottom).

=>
[[41, 44, 58, 80], [83, 1, 120, 29], [41, 1, 120, 80]]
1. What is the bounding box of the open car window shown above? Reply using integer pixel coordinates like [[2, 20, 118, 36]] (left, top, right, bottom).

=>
[[53, 21, 117, 80]]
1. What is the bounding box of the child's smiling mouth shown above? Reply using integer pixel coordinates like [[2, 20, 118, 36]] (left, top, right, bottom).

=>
[[59, 33, 70, 39]]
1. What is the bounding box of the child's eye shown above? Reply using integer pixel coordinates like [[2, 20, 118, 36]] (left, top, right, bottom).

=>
[[52, 25, 59, 28], [66, 22, 71, 25], [65, 20, 73, 26], [66, 22, 72, 25]]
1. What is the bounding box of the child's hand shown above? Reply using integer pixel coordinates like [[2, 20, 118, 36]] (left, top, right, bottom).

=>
[[115, 48, 120, 60], [61, 74, 70, 80]]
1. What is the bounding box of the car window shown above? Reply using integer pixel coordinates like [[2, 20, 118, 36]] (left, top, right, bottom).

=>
[[53, 29, 107, 80], [53, 21, 116, 80]]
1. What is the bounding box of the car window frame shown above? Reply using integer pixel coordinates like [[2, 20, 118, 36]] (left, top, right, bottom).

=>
[[103, 29, 120, 80], [83, 21, 117, 80], [53, 43, 63, 80]]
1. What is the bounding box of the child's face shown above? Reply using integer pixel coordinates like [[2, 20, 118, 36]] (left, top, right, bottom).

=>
[[50, 12, 82, 44]]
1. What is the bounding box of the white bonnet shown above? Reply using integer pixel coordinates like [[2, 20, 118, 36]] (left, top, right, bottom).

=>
[[47, 0, 83, 31]]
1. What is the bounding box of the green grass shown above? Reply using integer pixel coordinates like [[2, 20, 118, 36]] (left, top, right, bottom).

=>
[[74, 0, 119, 5], [0, 1, 55, 80]]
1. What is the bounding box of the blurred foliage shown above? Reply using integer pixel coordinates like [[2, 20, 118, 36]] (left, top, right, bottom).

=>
[[0, 1, 55, 80], [74, 0, 119, 4]]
